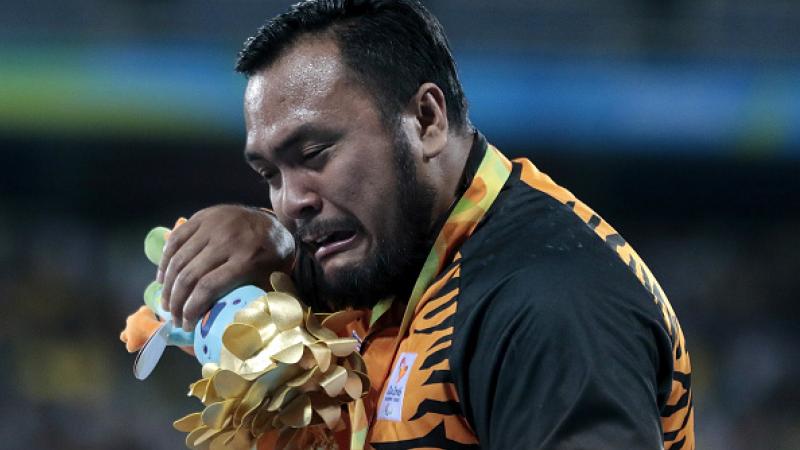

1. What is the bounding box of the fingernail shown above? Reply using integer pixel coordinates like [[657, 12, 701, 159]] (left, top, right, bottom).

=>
[[182, 319, 191, 331]]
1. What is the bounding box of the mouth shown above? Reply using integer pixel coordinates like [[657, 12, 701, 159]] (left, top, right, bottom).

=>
[[304, 229, 359, 262]]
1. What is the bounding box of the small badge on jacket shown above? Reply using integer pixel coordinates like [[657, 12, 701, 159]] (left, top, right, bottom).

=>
[[377, 352, 418, 422]]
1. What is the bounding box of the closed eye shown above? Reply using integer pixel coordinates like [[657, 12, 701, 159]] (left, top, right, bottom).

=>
[[258, 167, 279, 184], [300, 143, 334, 172], [301, 143, 332, 161]]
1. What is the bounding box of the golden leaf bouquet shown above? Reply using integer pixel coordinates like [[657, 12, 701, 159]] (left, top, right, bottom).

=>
[[173, 273, 369, 450]]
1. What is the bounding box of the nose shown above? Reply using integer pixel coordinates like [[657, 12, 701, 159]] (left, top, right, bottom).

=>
[[274, 172, 322, 220]]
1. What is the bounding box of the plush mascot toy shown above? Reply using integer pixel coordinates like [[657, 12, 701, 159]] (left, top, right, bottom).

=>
[[120, 220, 369, 450]]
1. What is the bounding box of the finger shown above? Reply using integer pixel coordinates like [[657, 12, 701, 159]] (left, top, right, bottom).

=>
[[181, 261, 247, 331], [157, 218, 200, 284], [160, 231, 207, 312], [167, 246, 228, 327], [160, 233, 212, 313]]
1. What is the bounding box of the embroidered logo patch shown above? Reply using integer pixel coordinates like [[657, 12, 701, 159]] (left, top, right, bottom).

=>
[[377, 352, 417, 422]]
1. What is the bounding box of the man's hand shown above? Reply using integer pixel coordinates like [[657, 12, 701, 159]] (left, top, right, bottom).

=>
[[157, 205, 296, 331]]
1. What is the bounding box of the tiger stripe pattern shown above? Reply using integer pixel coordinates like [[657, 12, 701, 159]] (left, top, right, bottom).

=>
[[359, 136, 694, 449], [370, 255, 480, 449], [515, 158, 695, 450]]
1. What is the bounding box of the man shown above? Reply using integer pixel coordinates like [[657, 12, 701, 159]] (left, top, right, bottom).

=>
[[157, 1, 694, 448]]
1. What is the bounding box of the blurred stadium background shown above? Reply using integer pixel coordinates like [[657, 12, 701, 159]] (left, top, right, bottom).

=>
[[1, 1, 799, 449]]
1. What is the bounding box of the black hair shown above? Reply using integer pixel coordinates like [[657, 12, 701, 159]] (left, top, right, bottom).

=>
[[236, 0, 468, 131]]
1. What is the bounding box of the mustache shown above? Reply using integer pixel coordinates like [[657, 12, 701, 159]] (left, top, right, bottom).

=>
[[294, 216, 363, 243]]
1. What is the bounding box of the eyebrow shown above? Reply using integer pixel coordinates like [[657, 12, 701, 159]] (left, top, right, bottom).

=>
[[244, 122, 339, 163]]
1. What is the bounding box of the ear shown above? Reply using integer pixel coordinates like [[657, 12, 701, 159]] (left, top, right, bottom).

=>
[[406, 82, 448, 161]]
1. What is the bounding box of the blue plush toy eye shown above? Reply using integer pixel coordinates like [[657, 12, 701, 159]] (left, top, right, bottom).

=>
[[192, 286, 267, 364], [200, 300, 228, 339]]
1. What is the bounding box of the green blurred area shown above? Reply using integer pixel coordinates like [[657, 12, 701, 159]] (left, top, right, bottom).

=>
[[0, 46, 242, 139]]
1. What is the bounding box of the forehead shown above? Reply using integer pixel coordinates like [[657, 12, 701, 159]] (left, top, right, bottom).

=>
[[244, 38, 373, 150]]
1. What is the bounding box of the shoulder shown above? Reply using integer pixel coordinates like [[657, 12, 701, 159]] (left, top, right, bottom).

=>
[[451, 158, 673, 370], [457, 162, 658, 324]]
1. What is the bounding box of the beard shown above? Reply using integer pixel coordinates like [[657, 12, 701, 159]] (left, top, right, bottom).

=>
[[293, 128, 437, 312]]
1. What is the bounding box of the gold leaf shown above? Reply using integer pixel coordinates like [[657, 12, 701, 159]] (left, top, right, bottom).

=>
[[354, 370, 370, 396], [297, 346, 318, 370], [307, 343, 331, 373], [278, 394, 312, 428], [266, 384, 297, 412], [185, 425, 216, 448], [225, 426, 253, 450], [251, 406, 276, 436], [269, 271, 299, 296], [272, 343, 304, 364], [188, 378, 209, 400], [173, 412, 203, 432], [327, 338, 358, 357], [212, 370, 249, 399], [265, 292, 304, 330], [346, 351, 367, 373], [194, 426, 221, 447], [236, 364, 302, 421], [235, 347, 277, 376], [315, 404, 342, 430], [208, 431, 235, 450], [256, 323, 279, 345], [320, 309, 364, 335], [260, 328, 305, 358], [232, 300, 278, 345], [318, 366, 347, 397], [305, 310, 338, 341], [222, 323, 263, 360], [218, 346, 243, 373], [344, 370, 363, 400], [234, 375, 270, 420], [235, 298, 270, 324], [201, 399, 237, 429], [193, 441, 211, 450], [228, 412, 250, 437], [201, 363, 220, 379], [236, 364, 272, 381], [309, 393, 342, 430], [286, 367, 317, 388], [201, 380, 222, 406]]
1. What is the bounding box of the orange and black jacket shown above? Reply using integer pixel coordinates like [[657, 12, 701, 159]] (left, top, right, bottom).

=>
[[301, 133, 694, 449]]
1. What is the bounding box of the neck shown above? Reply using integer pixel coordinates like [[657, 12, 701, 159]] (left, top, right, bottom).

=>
[[430, 131, 476, 223]]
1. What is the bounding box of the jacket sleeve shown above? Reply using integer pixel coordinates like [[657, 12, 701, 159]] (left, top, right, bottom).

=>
[[452, 263, 675, 450]]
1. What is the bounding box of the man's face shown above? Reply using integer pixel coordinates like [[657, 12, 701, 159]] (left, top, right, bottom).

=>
[[243, 38, 435, 310]]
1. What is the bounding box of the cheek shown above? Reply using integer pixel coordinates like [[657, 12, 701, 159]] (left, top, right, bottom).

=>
[[330, 168, 395, 230], [268, 191, 290, 228], [325, 154, 374, 205], [323, 140, 402, 228], [357, 180, 403, 239]]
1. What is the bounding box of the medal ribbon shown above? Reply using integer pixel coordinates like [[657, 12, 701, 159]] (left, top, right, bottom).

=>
[[349, 144, 512, 450]]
